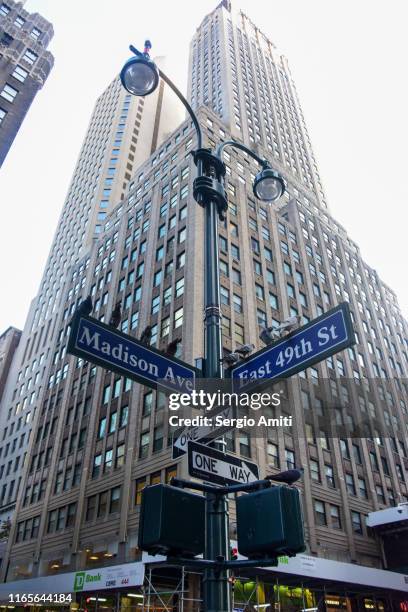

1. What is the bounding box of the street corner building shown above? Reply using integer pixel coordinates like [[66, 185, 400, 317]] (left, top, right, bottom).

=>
[[0, 0, 408, 610], [0, 0, 54, 167]]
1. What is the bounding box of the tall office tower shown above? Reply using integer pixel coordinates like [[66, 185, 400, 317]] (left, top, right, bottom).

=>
[[0, 68, 182, 527], [0, 0, 53, 166], [188, 0, 328, 210], [1, 1, 408, 609]]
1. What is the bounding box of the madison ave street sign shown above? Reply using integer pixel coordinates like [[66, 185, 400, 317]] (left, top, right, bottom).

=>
[[188, 441, 259, 486], [67, 314, 200, 393], [229, 302, 355, 392], [172, 405, 236, 459]]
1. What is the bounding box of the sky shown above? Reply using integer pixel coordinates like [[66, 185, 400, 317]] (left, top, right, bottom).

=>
[[1, 0, 407, 333]]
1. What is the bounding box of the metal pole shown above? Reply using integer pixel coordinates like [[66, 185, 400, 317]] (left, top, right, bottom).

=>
[[203, 198, 223, 380], [202, 196, 230, 612]]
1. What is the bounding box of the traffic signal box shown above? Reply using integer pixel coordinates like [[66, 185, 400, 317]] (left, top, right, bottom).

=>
[[236, 485, 306, 558], [138, 484, 205, 556]]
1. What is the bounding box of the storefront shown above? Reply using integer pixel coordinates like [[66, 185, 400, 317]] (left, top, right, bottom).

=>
[[230, 554, 408, 612], [0, 555, 407, 611]]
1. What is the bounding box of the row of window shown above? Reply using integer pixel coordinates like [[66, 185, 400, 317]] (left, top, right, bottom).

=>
[[314, 499, 367, 535], [0, 4, 43, 42]]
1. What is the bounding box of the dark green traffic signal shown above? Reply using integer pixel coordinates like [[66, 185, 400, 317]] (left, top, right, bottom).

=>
[[138, 484, 205, 557], [236, 485, 306, 558]]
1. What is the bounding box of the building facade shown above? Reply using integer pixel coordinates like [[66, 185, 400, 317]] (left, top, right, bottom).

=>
[[0, 65, 182, 526], [0, 326, 21, 405], [0, 1, 408, 609], [0, 0, 53, 166]]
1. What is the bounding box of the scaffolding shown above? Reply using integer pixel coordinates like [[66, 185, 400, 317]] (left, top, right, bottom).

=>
[[141, 565, 202, 612]]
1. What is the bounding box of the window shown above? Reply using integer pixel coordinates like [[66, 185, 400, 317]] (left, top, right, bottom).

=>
[[98, 417, 106, 438], [330, 505, 342, 529], [0, 4, 10, 16], [22, 49, 38, 65], [66, 503, 76, 528], [221, 286, 230, 305], [175, 277, 184, 298], [56, 507, 66, 531], [231, 244, 240, 260], [220, 260, 229, 276], [314, 500, 326, 526], [139, 432, 150, 458], [135, 478, 146, 505], [92, 454, 102, 478], [153, 426, 164, 452], [232, 269, 241, 285], [255, 284, 265, 301], [370, 451, 379, 471], [120, 405, 128, 428], [174, 307, 183, 328], [143, 392, 153, 416], [110, 486, 121, 513], [358, 477, 368, 498], [325, 465, 335, 487], [151, 295, 160, 314], [253, 260, 262, 276], [178, 227, 186, 243], [0, 108, 6, 124], [255, 309, 265, 327], [109, 411, 117, 433], [339, 439, 349, 459], [239, 432, 251, 457], [285, 449, 295, 470], [351, 511, 363, 534], [233, 294, 243, 313], [115, 444, 125, 468], [0, 84, 18, 103], [269, 293, 278, 309], [47, 510, 57, 533], [12, 65, 28, 83], [345, 473, 356, 495], [102, 384, 110, 404], [161, 316, 170, 338], [234, 322, 244, 344], [31, 27, 42, 40], [98, 491, 108, 517], [177, 252, 185, 268], [310, 459, 320, 482], [376, 484, 385, 504], [267, 442, 279, 468]]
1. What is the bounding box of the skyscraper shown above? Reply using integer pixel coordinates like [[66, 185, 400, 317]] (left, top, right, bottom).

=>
[[0, 1, 407, 608], [0, 63, 182, 527], [0, 0, 54, 166]]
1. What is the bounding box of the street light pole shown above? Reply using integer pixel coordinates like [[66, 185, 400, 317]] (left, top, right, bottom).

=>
[[120, 42, 285, 612]]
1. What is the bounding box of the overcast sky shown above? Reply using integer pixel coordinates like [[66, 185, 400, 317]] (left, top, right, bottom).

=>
[[1, 0, 407, 333]]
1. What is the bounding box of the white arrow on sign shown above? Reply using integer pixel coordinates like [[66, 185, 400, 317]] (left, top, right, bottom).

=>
[[188, 441, 260, 486], [173, 406, 234, 454]]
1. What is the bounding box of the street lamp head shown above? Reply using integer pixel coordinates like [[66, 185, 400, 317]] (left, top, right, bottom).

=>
[[120, 53, 159, 97], [253, 167, 285, 202]]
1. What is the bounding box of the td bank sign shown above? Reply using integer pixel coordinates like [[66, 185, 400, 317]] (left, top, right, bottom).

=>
[[74, 571, 101, 592], [72, 564, 144, 592]]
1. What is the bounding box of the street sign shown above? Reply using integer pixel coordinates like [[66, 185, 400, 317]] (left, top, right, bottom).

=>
[[172, 405, 236, 459], [188, 441, 259, 486], [229, 302, 355, 392], [67, 314, 200, 393]]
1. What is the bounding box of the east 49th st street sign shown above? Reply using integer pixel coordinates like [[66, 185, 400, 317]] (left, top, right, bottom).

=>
[[229, 303, 355, 392], [67, 314, 200, 393]]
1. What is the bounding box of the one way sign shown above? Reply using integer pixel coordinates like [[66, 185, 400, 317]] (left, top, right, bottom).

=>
[[188, 441, 259, 486]]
